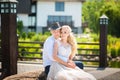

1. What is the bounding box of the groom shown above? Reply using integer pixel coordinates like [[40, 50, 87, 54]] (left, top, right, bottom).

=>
[[42, 22, 84, 76]]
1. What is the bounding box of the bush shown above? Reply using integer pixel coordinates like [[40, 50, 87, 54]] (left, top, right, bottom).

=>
[[117, 48, 120, 56], [31, 34, 48, 42], [21, 32, 27, 40], [28, 32, 36, 39], [17, 20, 23, 35], [111, 48, 117, 58], [90, 33, 99, 42]]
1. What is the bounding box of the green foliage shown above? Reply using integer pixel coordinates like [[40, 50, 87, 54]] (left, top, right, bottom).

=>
[[104, 1, 120, 37], [77, 33, 99, 43], [109, 61, 120, 68], [17, 20, 23, 35], [111, 48, 117, 58], [76, 33, 120, 58], [77, 33, 99, 55], [107, 35, 120, 58], [82, 0, 120, 37], [82, 0, 104, 33], [43, 31, 51, 36], [31, 34, 48, 42], [27, 32, 36, 39], [18, 32, 49, 59], [21, 32, 27, 40], [90, 33, 99, 42], [117, 48, 120, 56]]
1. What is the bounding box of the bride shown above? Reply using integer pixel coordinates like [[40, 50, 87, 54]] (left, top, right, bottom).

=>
[[47, 25, 96, 80]]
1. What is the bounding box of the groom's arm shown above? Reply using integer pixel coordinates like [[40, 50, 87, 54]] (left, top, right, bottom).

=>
[[43, 39, 55, 61]]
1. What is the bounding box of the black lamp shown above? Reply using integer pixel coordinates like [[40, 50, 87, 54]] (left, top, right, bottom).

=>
[[0, 0, 17, 14], [100, 14, 108, 25]]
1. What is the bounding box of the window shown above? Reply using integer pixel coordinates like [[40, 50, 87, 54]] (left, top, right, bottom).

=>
[[48, 16, 72, 22], [28, 16, 36, 31], [28, 28, 35, 32], [28, 16, 36, 26], [28, 2, 36, 32], [31, 4, 36, 13], [55, 2, 64, 11], [47, 16, 73, 27], [31, 1, 36, 13]]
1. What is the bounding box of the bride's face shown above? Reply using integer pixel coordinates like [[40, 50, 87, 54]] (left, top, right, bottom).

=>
[[61, 27, 70, 40]]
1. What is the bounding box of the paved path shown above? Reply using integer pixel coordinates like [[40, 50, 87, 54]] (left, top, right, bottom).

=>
[[17, 62, 44, 74], [18, 62, 120, 79], [85, 67, 120, 80], [3, 61, 120, 80]]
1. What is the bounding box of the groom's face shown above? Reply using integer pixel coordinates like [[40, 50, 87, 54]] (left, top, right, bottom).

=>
[[51, 29, 61, 39]]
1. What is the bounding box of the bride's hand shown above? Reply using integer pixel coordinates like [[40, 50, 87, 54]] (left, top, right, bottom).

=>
[[67, 60, 76, 68]]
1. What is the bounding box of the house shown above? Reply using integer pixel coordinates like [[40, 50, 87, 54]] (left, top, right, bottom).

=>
[[17, 0, 31, 32], [17, 0, 85, 34]]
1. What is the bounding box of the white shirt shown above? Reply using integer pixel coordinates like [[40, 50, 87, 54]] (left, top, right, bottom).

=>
[[43, 36, 56, 67]]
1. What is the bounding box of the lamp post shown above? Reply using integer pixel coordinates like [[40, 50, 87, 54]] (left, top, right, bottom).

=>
[[99, 14, 108, 68], [0, 0, 17, 78]]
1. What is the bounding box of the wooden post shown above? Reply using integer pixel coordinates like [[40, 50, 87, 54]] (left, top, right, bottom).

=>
[[99, 15, 108, 68], [0, 0, 17, 78]]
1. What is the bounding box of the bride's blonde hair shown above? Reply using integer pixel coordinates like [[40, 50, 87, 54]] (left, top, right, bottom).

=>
[[62, 25, 77, 59]]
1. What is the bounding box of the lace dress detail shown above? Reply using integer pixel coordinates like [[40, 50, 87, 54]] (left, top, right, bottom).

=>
[[47, 40, 96, 80], [57, 41, 71, 62]]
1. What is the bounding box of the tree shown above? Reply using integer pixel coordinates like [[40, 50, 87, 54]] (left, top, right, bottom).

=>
[[82, 0, 105, 33], [17, 20, 23, 36], [102, 0, 120, 37], [82, 0, 120, 37]]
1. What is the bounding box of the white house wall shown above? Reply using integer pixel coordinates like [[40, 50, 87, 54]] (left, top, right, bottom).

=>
[[17, 14, 29, 27], [36, 1, 82, 33], [17, 14, 29, 32], [65, 2, 82, 27]]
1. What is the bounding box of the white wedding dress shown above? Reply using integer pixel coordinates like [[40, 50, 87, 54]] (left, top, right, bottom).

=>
[[47, 41, 96, 80]]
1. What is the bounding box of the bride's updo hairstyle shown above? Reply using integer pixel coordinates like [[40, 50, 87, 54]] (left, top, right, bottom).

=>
[[61, 25, 77, 58]]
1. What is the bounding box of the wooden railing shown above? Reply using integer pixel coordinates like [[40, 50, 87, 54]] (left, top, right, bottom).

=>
[[17, 41, 100, 66], [17, 41, 43, 60], [0, 41, 100, 67], [74, 42, 100, 62]]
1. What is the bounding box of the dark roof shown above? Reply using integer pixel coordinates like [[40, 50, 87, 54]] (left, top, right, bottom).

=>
[[17, 0, 31, 14]]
